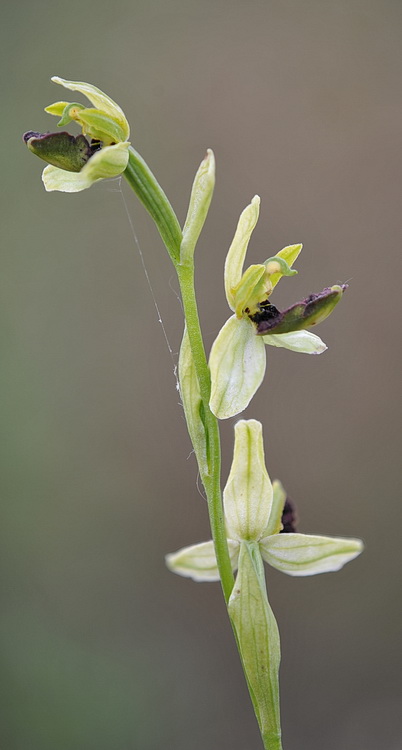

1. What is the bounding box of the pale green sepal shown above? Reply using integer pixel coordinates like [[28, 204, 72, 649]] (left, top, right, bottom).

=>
[[180, 149, 215, 264], [51, 76, 130, 140], [224, 420, 273, 541], [229, 542, 282, 750], [270, 244, 302, 290], [165, 539, 239, 581], [209, 316, 266, 420], [263, 330, 327, 354], [45, 101, 71, 116], [42, 142, 130, 192], [260, 533, 364, 576], [233, 264, 266, 318], [178, 327, 209, 477], [264, 480, 287, 537], [224, 196, 260, 310]]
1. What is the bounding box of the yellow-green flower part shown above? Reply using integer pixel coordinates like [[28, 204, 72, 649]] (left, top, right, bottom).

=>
[[26, 76, 130, 193], [209, 196, 328, 419], [166, 419, 363, 581]]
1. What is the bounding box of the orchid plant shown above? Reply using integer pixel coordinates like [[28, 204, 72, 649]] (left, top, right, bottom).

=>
[[24, 77, 363, 750]]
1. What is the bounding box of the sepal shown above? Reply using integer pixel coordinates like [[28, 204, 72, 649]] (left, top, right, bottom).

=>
[[165, 539, 239, 581], [224, 196, 260, 310], [209, 316, 266, 420], [263, 330, 327, 354], [50, 76, 130, 140], [224, 420, 272, 541], [259, 533, 363, 576]]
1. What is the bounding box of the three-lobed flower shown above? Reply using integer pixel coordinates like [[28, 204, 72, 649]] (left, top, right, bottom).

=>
[[23, 76, 130, 192], [166, 419, 363, 581], [208, 196, 346, 419]]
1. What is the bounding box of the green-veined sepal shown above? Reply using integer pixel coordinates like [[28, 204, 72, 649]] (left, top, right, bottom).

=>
[[209, 316, 266, 420], [224, 196, 260, 310], [259, 533, 363, 576], [224, 420, 273, 541], [50, 76, 130, 140], [263, 330, 327, 354], [165, 539, 239, 582]]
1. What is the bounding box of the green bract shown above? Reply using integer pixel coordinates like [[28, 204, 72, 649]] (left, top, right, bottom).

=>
[[166, 419, 363, 581], [209, 197, 331, 419], [24, 76, 130, 193], [181, 149, 215, 263]]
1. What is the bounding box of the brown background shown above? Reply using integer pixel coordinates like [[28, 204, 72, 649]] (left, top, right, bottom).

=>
[[2, 1, 402, 748]]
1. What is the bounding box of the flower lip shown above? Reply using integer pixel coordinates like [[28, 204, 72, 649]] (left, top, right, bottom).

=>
[[280, 496, 297, 533], [23, 130, 93, 172], [255, 284, 348, 335], [23, 130, 43, 143]]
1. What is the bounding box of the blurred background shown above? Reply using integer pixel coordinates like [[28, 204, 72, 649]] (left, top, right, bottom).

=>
[[2, 1, 402, 748]]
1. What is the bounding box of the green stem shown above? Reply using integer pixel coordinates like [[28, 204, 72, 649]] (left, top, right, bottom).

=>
[[124, 147, 182, 264], [123, 151, 282, 746], [123, 155, 234, 602], [176, 261, 235, 603]]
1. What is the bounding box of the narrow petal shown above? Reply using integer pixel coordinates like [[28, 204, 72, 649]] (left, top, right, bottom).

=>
[[224, 196, 260, 310], [42, 142, 129, 192], [165, 539, 239, 582], [232, 263, 266, 318], [45, 101, 71, 116], [264, 479, 287, 537], [260, 533, 364, 576], [269, 244, 302, 290], [51, 76, 129, 139], [178, 327, 209, 476], [209, 316, 266, 420], [224, 420, 273, 541], [263, 330, 327, 354]]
